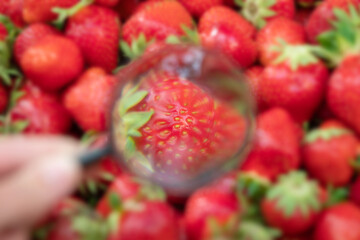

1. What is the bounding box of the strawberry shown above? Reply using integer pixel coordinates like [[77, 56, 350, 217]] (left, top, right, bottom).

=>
[[63, 67, 117, 132], [0, 22, 7, 40], [259, 42, 329, 123], [14, 23, 58, 64], [237, 0, 296, 29], [122, 1, 193, 47], [241, 108, 301, 181], [96, 174, 166, 217], [244, 66, 266, 111], [261, 171, 323, 235], [305, 0, 359, 43], [113, 70, 247, 182], [327, 55, 360, 134], [22, 0, 78, 24], [198, 6, 257, 68], [0, 83, 7, 113], [107, 201, 180, 240], [20, 34, 83, 91], [256, 17, 306, 66], [9, 82, 72, 134], [178, 0, 225, 18], [0, 0, 25, 27], [314, 202, 360, 240], [302, 120, 358, 186], [64, 5, 121, 72], [184, 186, 240, 240]]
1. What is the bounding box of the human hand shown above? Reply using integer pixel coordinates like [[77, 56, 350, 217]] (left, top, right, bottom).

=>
[[0, 135, 82, 240]]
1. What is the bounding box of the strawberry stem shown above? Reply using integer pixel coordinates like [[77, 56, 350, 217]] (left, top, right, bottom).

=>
[[52, 0, 94, 29]]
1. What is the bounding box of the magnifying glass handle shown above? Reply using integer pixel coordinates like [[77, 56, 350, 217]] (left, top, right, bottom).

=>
[[79, 144, 112, 166]]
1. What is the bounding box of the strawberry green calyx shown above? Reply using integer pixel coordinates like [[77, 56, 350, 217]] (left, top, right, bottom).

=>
[[0, 15, 22, 86], [206, 215, 239, 240], [236, 172, 271, 202], [272, 39, 319, 71], [237, 221, 281, 240], [52, 0, 94, 28], [315, 5, 360, 67], [120, 33, 155, 60], [304, 127, 352, 144], [267, 171, 321, 217], [133, 178, 166, 201], [325, 185, 348, 207], [236, 0, 276, 29], [166, 25, 200, 45], [115, 83, 154, 171], [72, 214, 110, 240]]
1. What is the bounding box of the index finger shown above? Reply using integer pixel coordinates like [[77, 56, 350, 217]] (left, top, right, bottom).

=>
[[0, 135, 81, 174]]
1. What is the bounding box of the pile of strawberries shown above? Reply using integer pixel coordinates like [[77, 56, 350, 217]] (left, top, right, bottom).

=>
[[2, 0, 360, 239]]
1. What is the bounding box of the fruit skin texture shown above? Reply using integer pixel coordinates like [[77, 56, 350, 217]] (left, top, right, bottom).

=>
[[63, 67, 117, 132], [22, 0, 78, 24], [178, 0, 224, 18], [20, 35, 83, 92], [0, 84, 8, 113], [122, 1, 193, 44], [241, 108, 301, 181], [199, 6, 257, 68], [107, 201, 180, 240], [256, 17, 306, 66], [185, 187, 240, 240], [327, 55, 360, 135], [260, 58, 329, 123], [314, 202, 360, 240], [14, 23, 58, 64], [302, 120, 358, 186], [10, 82, 72, 134], [65, 6, 121, 72], [305, 0, 359, 43]]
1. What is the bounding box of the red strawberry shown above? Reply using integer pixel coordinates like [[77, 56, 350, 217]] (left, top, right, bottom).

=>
[[245, 66, 266, 111], [9, 82, 72, 134], [260, 43, 329, 123], [122, 1, 193, 44], [256, 17, 306, 66], [0, 0, 25, 27], [302, 120, 358, 186], [22, 0, 78, 24], [20, 34, 83, 91], [305, 0, 359, 43], [199, 6, 257, 68], [65, 5, 121, 72], [63, 67, 117, 132], [95, 0, 118, 7], [185, 186, 240, 240], [14, 23, 58, 64], [314, 202, 360, 240], [327, 55, 360, 135], [261, 171, 323, 235], [0, 84, 8, 113], [178, 0, 224, 18], [241, 108, 301, 181], [113, 71, 247, 181], [238, 0, 295, 29], [107, 201, 180, 240]]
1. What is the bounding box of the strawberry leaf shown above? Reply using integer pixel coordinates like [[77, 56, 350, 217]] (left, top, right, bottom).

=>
[[122, 110, 154, 134], [119, 90, 148, 116], [237, 221, 281, 240]]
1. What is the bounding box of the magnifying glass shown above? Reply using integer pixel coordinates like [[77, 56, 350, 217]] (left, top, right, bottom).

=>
[[79, 44, 255, 197]]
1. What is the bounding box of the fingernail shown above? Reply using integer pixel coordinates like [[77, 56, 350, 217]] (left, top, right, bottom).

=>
[[38, 155, 80, 190]]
